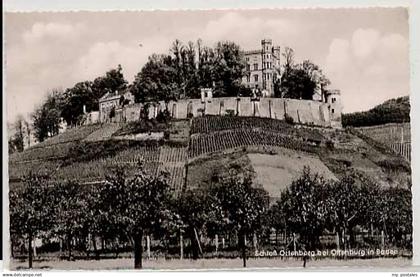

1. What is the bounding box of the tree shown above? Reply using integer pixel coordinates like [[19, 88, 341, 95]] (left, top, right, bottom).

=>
[[379, 187, 412, 248], [51, 181, 88, 260], [212, 41, 246, 97], [131, 39, 247, 103], [276, 47, 330, 100], [130, 54, 179, 105], [60, 81, 95, 126], [98, 166, 172, 269], [175, 188, 219, 259], [8, 115, 26, 153], [209, 169, 269, 267], [326, 174, 363, 251], [280, 167, 328, 266], [9, 174, 54, 268], [264, 202, 286, 246], [92, 64, 128, 101], [32, 91, 62, 142]]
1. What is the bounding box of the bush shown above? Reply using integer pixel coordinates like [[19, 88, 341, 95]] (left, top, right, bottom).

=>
[[156, 109, 171, 123], [225, 109, 235, 116], [284, 113, 294, 125], [326, 140, 334, 150]]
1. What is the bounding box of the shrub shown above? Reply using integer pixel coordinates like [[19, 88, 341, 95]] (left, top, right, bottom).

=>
[[325, 140, 334, 150], [284, 113, 294, 125], [156, 109, 171, 123], [225, 109, 235, 116]]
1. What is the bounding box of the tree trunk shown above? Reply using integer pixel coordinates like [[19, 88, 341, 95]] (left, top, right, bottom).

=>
[[240, 230, 247, 268], [67, 234, 72, 261], [93, 235, 99, 260], [275, 229, 278, 246], [190, 228, 199, 260], [134, 230, 144, 269], [28, 233, 33, 269]]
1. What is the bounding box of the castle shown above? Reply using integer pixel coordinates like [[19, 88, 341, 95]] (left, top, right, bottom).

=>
[[241, 39, 281, 97], [95, 38, 343, 128]]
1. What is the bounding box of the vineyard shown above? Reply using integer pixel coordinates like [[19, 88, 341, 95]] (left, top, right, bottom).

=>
[[9, 142, 75, 163], [191, 116, 295, 134], [32, 124, 103, 148], [83, 123, 122, 142], [189, 129, 314, 158], [8, 160, 62, 180]]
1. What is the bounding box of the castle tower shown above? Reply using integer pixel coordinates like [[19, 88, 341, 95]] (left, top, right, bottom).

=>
[[325, 90, 342, 128], [261, 39, 272, 92]]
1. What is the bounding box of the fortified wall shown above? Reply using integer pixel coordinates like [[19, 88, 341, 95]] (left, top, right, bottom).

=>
[[116, 97, 342, 128]]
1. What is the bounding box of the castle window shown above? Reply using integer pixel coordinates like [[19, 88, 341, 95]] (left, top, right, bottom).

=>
[[246, 64, 250, 71], [332, 109, 335, 114], [267, 74, 270, 80], [254, 63, 258, 70], [332, 98, 336, 103], [246, 57, 249, 61], [246, 75, 250, 82], [254, 75, 259, 82]]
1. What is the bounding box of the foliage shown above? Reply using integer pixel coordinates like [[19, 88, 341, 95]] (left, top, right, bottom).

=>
[[209, 169, 269, 267], [275, 47, 330, 100], [279, 61, 330, 100], [130, 39, 247, 102], [50, 181, 88, 260], [8, 116, 26, 153], [342, 96, 410, 127], [92, 64, 127, 101], [174, 189, 219, 259], [9, 174, 55, 268], [279, 167, 328, 251], [98, 166, 172, 268], [32, 91, 63, 142], [284, 113, 294, 125]]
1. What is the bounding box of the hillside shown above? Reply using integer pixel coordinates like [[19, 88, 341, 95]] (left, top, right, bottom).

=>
[[342, 96, 410, 127], [9, 116, 411, 199]]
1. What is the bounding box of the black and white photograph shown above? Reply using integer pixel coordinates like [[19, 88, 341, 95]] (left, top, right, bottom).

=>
[[3, 4, 417, 272]]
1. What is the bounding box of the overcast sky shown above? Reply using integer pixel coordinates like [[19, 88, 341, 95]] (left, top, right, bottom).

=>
[[4, 8, 409, 122]]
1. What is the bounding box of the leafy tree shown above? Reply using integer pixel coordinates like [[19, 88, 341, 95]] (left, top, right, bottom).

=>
[[175, 188, 220, 259], [131, 54, 179, 105], [209, 170, 269, 267], [9, 174, 54, 268], [326, 174, 364, 250], [379, 187, 412, 248], [212, 41, 246, 97], [276, 47, 330, 100], [60, 81, 95, 126], [131, 39, 247, 103], [92, 64, 128, 100], [50, 181, 88, 260], [98, 166, 172, 269], [280, 62, 329, 100], [32, 91, 62, 142], [8, 115, 26, 153], [280, 167, 328, 265], [264, 202, 286, 245]]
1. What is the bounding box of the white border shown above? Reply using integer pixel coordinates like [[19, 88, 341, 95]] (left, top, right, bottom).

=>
[[2, 0, 420, 272]]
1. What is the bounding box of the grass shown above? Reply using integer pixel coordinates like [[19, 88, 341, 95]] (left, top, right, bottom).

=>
[[10, 257, 412, 270], [248, 148, 336, 199]]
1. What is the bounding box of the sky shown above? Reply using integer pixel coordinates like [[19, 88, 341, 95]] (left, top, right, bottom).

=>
[[4, 8, 409, 122]]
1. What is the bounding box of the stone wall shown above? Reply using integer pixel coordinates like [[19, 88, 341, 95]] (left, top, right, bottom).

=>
[[104, 97, 342, 128]]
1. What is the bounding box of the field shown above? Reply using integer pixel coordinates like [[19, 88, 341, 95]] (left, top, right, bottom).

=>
[[248, 149, 336, 199], [9, 257, 412, 270]]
